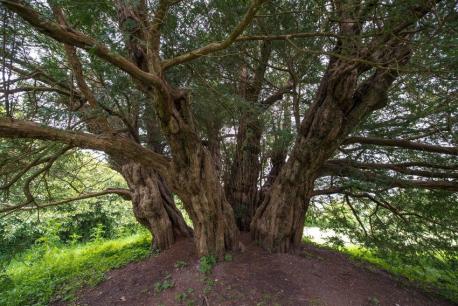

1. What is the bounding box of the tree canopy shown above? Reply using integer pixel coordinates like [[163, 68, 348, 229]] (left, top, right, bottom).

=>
[[0, 0, 456, 259]]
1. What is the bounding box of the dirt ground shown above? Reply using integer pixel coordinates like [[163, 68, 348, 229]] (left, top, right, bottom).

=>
[[65, 234, 455, 306]]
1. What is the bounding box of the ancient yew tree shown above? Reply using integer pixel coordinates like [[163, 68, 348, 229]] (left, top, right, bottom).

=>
[[1, 0, 456, 258]]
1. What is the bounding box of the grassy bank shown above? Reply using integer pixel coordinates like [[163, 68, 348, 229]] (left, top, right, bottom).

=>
[[1, 230, 456, 305], [343, 246, 458, 303], [303, 227, 458, 303], [0, 232, 151, 306]]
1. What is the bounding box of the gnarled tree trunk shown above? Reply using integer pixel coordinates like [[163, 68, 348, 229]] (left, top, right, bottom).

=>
[[225, 113, 262, 231], [251, 144, 315, 252], [153, 87, 239, 257], [224, 45, 272, 231], [121, 161, 192, 250], [171, 147, 239, 257], [251, 37, 409, 252]]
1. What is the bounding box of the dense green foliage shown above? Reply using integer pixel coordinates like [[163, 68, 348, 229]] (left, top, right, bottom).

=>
[[1, 0, 456, 257], [0, 0, 456, 304], [0, 230, 150, 306], [0, 149, 149, 306], [0, 148, 140, 263]]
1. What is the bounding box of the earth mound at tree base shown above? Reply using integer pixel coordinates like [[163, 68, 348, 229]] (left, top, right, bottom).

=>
[[66, 234, 454, 306]]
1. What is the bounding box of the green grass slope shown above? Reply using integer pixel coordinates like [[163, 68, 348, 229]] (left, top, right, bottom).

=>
[[0, 232, 150, 306]]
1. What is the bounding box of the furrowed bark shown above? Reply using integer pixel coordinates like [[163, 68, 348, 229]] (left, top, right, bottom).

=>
[[250, 0, 441, 253], [171, 147, 239, 257], [225, 42, 285, 231], [111, 1, 195, 250], [153, 87, 239, 258], [225, 112, 262, 231], [121, 161, 192, 250], [250, 0, 427, 250]]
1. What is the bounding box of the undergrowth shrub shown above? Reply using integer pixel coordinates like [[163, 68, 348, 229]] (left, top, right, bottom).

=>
[[0, 230, 151, 306], [199, 255, 217, 274]]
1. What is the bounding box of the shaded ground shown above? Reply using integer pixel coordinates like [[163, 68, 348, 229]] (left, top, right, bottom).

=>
[[67, 235, 455, 306]]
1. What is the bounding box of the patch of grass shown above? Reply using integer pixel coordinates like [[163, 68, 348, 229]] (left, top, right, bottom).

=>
[[201, 275, 216, 294], [342, 246, 458, 303], [307, 297, 325, 306], [176, 291, 187, 302], [0, 232, 151, 306], [175, 260, 188, 269], [367, 296, 380, 305], [199, 255, 217, 274], [224, 253, 233, 262], [154, 274, 175, 293], [204, 277, 216, 287], [175, 288, 195, 305]]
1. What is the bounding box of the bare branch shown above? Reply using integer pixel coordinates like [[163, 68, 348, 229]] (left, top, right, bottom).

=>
[[1, 148, 52, 190], [161, 0, 267, 70], [343, 136, 458, 156], [328, 160, 458, 179], [321, 163, 458, 192], [0, 86, 71, 96], [0, 188, 132, 213], [345, 194, 368, 237], [1, 0, 162, 86], [311, 187, 346, 196], [0, 118, 171, 176], [260, 80, 294, 109], [236, 32, 338, 41]]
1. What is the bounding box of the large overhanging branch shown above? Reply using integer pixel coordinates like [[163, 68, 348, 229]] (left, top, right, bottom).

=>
[[312, 187, 453, 231], [345, 190, 453, 230], [236, 32, 338, 41], [160, 0, 267, 70], [20, 145, 72, 209], [0, 188, 132, 214], [52, 4, 98, 108], [0, 86, 71, 96], [311, 187, 346, 196], [0, 118, 171, 176], [320, 163, 458, 192], [0, 0, 162, 86], [328, 160, 458, 179], [1, 53, 76, 97], [0, 147, 54, 190], [343, 136, 458, 156]]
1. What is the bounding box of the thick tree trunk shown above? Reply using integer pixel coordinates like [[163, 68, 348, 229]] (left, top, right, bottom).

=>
[[257, 139, 288, 206], [224, 46, 270, 231], [251, 152, 313, 252], [251, 37, 407, 252], [225, 115, 262, 231], [171, 147, 239, 257], [121, 162, 192, 250], [153, 88, 239, 257], [117, 0, 240, 254]]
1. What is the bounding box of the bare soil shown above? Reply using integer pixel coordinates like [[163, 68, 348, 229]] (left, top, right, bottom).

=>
[[66, 234, 455, 306]]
